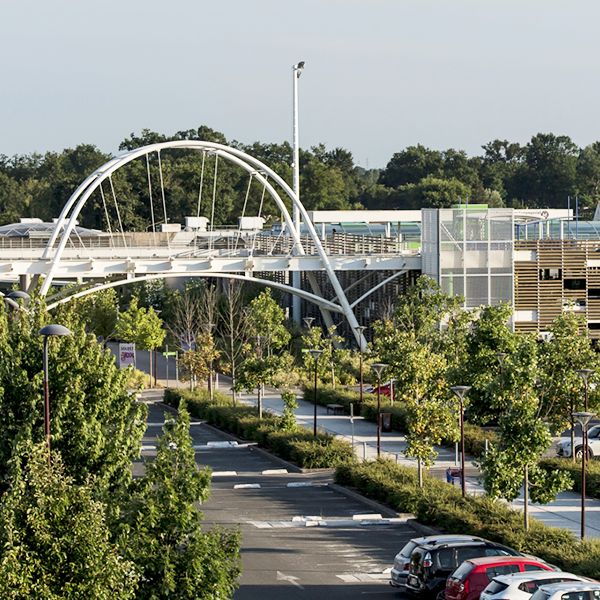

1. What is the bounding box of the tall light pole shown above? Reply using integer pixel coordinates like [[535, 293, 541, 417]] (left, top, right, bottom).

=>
[[39, 324, 73, 456], [371, 363, 388, 456], [355, 326, 366, 407], [309, 349, 323, 435], [494, 352, 508, 388], [450, 385, 471, 498], [573, 411, 595, 539], [292, 61, 305, 325]]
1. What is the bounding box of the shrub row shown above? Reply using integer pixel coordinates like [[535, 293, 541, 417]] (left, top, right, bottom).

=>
[[539, 457, 600, 500], [302, 384, 410, 431], [164, 388, 353, 469], [334, 458, 600, 580]]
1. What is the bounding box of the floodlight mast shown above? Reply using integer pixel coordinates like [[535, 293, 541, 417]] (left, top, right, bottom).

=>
[[292, 61, 305, 324]]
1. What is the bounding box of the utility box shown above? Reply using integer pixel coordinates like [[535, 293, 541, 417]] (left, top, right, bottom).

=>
[[238, 216, 265, 231], [185, 216, 209, 230]]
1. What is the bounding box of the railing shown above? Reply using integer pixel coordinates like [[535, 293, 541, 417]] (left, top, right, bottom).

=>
[[0, 231, 419, 259]]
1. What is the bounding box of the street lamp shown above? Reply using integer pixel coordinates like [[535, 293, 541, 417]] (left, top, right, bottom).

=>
[[309, 349, 323, 436], [355, 326, 366, 406], [3, 290, 30, 311], [495, 352, 508, 387], [371, 363, 388, 456], [203, 323, 216, 399], [303, 317, 314, 330], [573, 411, 595, 539], [450, 385, 471, 498], [38, 324, 72, 456], [292, 60, 306, 324], [577, 369, 595, 412]]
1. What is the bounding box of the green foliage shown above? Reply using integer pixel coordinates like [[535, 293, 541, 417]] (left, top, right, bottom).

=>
[[73, 288, 119, 341], [164, 388, 353, 468], [0, 443, 138, 599], [0, 298, 147, 492], [280, 390, 299, 431], [234, 353, 293, 393], [118, 408, 241, 600], [178, 332, 220, 384], [114, 296, 165, 350], [246, 288, 290, 351], [540, 457, 600, 500], [334, 458, 600, 580]]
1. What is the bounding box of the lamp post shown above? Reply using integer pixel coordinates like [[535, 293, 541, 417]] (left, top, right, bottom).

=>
[[355, 326, 366, 406], [450, 385, 471, 498], [573, 411, 595, 539], [309, 349, 323, 436], [3, 290, 30, 311], [39, 324, 73, 456], [292, 60, 306, 324], [371, 363, 388, 456], [203, 323, 216, 399]]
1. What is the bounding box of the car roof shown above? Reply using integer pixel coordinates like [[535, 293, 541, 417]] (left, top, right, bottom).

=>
[[492, 572, 584, 584], [467, 556, 544, 567], [539, 582, 600, 593], [418, 540, 492, 551], [412, 535, 483, 545]]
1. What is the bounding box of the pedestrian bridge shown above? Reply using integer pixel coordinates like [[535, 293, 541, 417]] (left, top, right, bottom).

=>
[[1, 140, 418, 345]]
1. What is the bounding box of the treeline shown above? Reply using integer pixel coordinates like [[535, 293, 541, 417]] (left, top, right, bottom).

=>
[[0, 127, 599, 230]]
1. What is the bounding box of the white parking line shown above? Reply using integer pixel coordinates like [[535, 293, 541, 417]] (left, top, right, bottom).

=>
[[234, 483, 261, 489]]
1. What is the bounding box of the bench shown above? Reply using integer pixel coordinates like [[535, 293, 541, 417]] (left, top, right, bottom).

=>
[[326, 404, 345, 415]]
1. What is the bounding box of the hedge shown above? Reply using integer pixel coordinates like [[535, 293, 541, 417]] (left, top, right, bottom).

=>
[[539, 457, 600, 500], [164, 388, 353, 469], [334, 458, 600, 580]]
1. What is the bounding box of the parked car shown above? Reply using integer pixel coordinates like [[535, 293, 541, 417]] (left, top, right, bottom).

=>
[[391, 535, 484, 589], [405, 539, 520, 600], [481, 571, 591, 600], [556, 425, 600, 459], [445, 556, 556, 600], [530, 581, 600, 600]]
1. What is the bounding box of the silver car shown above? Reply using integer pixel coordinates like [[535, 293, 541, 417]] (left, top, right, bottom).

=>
[[530, 582, 600, 600], [390, 534, 483, 589], [481, 571, 589, 600], [556, 425, 600, 459]]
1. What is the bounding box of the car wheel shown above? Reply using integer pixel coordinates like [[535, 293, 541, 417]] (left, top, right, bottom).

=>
[[436, 591, 446, 600], [575, 446, 594, 459]]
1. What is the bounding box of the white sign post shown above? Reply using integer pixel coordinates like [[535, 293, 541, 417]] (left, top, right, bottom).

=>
[[119, 343, 135, 369]]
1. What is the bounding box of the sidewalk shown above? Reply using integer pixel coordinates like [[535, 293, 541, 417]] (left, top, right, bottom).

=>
[[229, 384, 600, 540]]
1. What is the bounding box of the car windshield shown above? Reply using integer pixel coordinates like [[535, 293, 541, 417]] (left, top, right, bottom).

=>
[[452, 562, 475, 581], [485, 580, 509, 595], [530, 590, 550, 600], [400, 541, 418, 559], [589, 426, 600, 439]]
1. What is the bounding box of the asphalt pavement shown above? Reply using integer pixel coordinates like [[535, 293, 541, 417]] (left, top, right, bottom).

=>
[[138, 393, 419, 599]]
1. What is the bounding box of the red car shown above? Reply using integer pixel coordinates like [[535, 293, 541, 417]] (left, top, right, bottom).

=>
[[365, 379, 396, 397], [445, 556, 555, 600]]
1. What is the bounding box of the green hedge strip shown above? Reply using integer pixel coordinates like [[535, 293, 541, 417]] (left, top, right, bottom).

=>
[[334, 458, 600, 580], [164, 388, 353, 469]]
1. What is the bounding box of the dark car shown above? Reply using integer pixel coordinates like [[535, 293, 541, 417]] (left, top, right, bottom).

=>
[[405, 539, 520, 600]]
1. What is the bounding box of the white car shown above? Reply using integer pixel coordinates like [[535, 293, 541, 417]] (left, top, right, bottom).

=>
[[390, 534, 482, 589], [530, 582, 600, 600], [556, 425, 600, 459], [481, 571, 590, 600]]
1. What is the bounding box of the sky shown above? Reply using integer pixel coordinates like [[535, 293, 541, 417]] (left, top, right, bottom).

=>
[[2, 0, 600, 169]]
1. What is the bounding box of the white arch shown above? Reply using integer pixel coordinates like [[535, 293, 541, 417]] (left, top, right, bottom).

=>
[[45, 273, 345, 314], [40, 141, 363, 345]]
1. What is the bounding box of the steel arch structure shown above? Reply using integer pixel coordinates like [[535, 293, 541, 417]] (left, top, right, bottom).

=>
[[40, 141, 365, 346]]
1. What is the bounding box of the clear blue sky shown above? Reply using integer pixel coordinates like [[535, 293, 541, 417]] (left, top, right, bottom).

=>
[[2, 0, 600, 168]]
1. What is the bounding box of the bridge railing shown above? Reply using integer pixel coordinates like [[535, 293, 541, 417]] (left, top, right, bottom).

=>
[[0, 231, 419, 258]]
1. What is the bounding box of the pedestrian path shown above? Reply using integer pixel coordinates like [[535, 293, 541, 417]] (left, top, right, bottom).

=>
[[232, 386, 600, 540]]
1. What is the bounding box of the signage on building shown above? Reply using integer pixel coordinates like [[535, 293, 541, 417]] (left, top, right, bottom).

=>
[[119, 343, 135, 368]]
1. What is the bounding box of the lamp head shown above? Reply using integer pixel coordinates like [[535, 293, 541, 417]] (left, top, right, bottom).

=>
[[355, 326, 366, 335], [450, 385, 472, 401], [7, 291, 30, 301], [494, 352, 508, 366], [577, 369, 595, 385], [309, 349, 323, 361], [573, 411, 595, 427], [303, 317, 315, 330], [38, 324, 72, 337], [294, 61, 306, 77], [370, 363, 388, 378]]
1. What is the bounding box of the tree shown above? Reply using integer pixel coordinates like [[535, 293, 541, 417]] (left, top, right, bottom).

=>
[[374, 276, 463, 485], [118, 408, 241, 600], [0, 443, 138, 599], [0, 298, 147, 492], [402, 175, 471, 209], [379, 145, 444, 188], [246, 288, 290, 352], [74, 287, 119, 341], [178, 332, 220, 391], [477, 335, 572, 529]]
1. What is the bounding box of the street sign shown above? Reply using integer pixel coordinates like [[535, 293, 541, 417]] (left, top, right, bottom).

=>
[[162, 351, 177, 356]]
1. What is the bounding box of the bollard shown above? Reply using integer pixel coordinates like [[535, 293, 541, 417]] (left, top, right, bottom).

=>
[[363, 442, 367, 461], [485, 438, 488, 454], [455, 442, 459, 466]]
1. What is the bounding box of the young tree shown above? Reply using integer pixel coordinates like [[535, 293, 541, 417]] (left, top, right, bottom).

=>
[[0, 443, 138, 599], [178, 332, 220, 392], [118, 408, 242, 600], [246, 288, 290, 352]]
